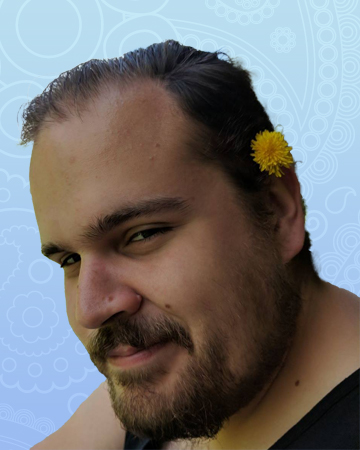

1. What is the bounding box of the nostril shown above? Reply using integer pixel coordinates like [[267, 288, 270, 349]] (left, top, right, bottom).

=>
[[102, 311, 124, 327]]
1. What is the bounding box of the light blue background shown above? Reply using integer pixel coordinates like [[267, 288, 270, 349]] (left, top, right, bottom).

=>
[[0, 1, 359, 449]]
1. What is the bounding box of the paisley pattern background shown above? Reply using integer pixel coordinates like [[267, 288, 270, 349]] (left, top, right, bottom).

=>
[[0, 0, 359, 448]]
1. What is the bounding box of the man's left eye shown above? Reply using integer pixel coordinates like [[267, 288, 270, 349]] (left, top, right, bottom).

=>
[[127, 227, 172, 244]]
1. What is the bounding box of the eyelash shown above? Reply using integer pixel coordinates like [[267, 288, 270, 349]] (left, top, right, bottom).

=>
[[59, 227, 173, 269]]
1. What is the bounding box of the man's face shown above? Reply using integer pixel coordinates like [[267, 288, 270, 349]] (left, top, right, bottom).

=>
[[30, 82, 303, 446]]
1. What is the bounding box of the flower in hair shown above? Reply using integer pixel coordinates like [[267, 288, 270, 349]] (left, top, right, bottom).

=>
[[250, 129, 294, 178]]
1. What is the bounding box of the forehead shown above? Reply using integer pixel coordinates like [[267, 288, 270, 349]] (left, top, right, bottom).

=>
[[29, 82, 216, 244], [30, 81, 191, 178]]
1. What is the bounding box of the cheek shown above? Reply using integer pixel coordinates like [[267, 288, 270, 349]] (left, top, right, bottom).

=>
[[152, 245, 229, 317]]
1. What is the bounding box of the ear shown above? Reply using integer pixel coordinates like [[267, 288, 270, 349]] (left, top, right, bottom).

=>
[[268, 165, 306, 264]]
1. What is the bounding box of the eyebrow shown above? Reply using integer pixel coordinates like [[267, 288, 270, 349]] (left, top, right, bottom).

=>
[[41, 196, 193, 259]]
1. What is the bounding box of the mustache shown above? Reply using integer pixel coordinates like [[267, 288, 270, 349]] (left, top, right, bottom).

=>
[[87, 314, 191, 362]]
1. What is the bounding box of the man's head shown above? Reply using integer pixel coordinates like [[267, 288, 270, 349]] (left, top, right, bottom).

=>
[[23, 40, 322, 446]]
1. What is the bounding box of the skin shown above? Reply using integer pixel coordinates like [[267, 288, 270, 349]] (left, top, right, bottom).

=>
[[29, 81, 360, 450]]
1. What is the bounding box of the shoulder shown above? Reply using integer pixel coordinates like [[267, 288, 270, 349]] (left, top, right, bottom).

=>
[[31, 381, 127, 450]]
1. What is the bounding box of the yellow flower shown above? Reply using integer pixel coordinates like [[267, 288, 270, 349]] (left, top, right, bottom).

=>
[[250, 130, 294, 178]]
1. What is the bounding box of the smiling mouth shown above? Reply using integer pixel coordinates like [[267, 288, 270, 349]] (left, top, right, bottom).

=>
[[108, 342, 170, 369]]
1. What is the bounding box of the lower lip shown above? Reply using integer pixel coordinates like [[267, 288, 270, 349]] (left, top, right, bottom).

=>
[[108, 342, 168, 369]]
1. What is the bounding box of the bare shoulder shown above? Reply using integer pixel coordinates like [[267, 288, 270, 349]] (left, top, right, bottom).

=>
[[31, 380, 127, 450], [326, 283, 360, 372]]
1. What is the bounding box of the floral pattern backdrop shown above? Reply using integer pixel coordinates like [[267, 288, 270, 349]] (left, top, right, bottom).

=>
[[0, 0, 359, 448]]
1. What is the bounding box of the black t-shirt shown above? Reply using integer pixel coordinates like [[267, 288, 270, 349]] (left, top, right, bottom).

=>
[[124, 368, 359, 449]]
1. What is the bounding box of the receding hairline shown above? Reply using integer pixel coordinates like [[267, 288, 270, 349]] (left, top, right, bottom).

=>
[[33, 75, 187, 143], [32, 77, 216, 173]]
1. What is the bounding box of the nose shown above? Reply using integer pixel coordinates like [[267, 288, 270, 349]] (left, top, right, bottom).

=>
[[74, 258, 143, 329]]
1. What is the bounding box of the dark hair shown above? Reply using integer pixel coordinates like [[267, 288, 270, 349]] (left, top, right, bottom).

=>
[[19, 39, 321, 286]]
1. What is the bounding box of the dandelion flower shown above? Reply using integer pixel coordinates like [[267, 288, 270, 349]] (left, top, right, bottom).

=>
[[250, 130, 294, 178]]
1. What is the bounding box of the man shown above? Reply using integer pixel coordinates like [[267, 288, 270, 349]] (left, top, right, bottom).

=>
[[25, 40, 359, 449]]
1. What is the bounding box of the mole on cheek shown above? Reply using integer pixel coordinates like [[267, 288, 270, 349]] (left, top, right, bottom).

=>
[[295, 380, 300, 386], [165, 304, 171, 309]]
